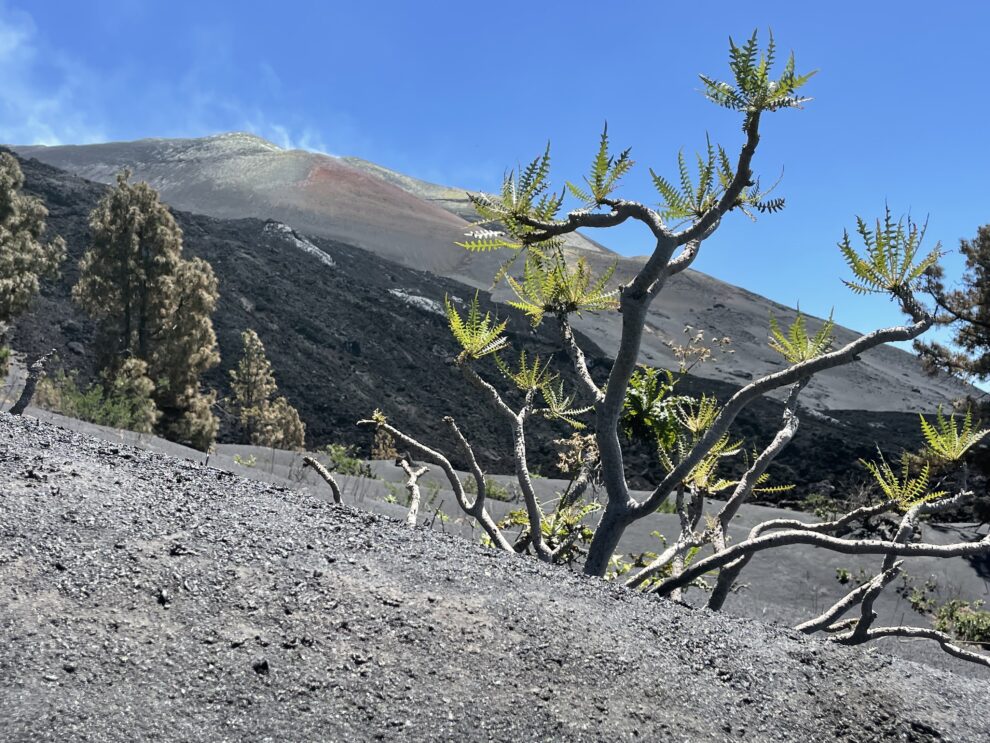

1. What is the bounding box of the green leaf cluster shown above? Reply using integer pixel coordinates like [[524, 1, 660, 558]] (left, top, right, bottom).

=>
[[919, 406, 989, 465], [645, 393, 791, 497], [934, 600, 990, 644], [699, 30, 815, 118], [840, 207, 941, 297], [495, 349, 554, 392], [538, 377, 593, 429], [768, 310, 835, 364], [446, 295, 590, 428], [650, 134, 786, 223], [565, 124, 634, 206], [459, 143, 563, 253], [497, 496, 601, 565], [650, 136, 734, 222], [445, 292, 508, 361], [496, 349, 592, 428], [622, 367, 692, 450], [506, 253, 618, 326], [659, 426, 743, 496], [657, 394, 739, 493], [861, 450, 946, 511]]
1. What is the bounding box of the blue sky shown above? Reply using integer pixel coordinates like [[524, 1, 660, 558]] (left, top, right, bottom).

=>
[[2, 0, 988, 360]]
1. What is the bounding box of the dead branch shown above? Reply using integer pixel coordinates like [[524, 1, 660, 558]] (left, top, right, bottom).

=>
[[302, 456, 342, 504], [653, 525, 990, 599], [9, 349, 54, 415], [357, 417, 515, 553], [396, 454, 429, 527], [840, 625, 990, 668]]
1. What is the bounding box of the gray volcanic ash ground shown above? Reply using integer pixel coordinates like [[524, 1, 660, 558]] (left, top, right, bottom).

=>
[[2, 414, 989, 742]]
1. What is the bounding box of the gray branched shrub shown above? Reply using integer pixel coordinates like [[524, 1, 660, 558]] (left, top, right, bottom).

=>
[[360, 31, 990, 667]]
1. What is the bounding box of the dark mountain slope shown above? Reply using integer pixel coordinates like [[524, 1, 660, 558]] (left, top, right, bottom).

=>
[[15, 133, 974, 413], [8, 151, 931, 490], [8, 151, 583, 470]]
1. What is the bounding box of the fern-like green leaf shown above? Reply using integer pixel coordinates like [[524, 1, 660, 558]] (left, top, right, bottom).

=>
[[506, 252, 618, 327], [919, 406, 989, 464], [446, 292, 508, 362], [768, 309, 834, 364], [700, 29, 816, 122], [496, 350, 556, 392], [839, 207, 942, 298], [582, 123, 635, 204], [861, 450, 947, 511], [539, 378, 593, 429]]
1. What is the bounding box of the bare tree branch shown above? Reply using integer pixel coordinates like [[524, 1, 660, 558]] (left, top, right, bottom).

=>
[[648, 238, 706, 299], [458, 365, 551, 561], [357, 418, 515, 552], [841, 626, 990, 668], [794, 562, 903, 634], [397, 455, 429, 527], [517, 199, 668, 244], [302, 456, 342, 504], [444, 415, 488, 513], [654, 527, 990, 599], [556, 313, 603, 404], [706, 381, 806, 609]]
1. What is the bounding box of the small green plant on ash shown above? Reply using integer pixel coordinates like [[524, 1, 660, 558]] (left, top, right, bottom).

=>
[[462, 475, 515, 502], [935, 601, 990, 645], [896, 572, 938, 614], [835, 567, 870, 587], [36, 359, 160, 434], [897, 572, 990, 646], [322, 442, 374, 479], [383, 481, 402, 505], [233, 453, 257, 468]]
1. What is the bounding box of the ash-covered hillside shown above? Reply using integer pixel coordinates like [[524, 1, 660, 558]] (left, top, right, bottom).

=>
[[6, 151, 940, 490], [15, 133, 974, 412], [1, 414, 988, 742]]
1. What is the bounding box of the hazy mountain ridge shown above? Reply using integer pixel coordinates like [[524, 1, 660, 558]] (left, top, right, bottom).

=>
[[13, 133, 973, 412]]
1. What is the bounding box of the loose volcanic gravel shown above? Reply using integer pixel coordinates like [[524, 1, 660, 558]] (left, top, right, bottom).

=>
[[1, 415, 988, 742]]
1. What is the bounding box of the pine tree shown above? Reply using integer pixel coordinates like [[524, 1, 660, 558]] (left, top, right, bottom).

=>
[[229, 329, 305, 450], [0, 152, 65, 371], [73, 171, 219, 449], [151, 257, 221, 449], [104, 357, 161, 434], [229, 329, 277, 441], [916, 225, 990, 386], [262, 396, 306, 450]]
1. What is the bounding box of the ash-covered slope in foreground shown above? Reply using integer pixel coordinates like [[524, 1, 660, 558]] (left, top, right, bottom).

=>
[[1, 415, 987, 742], [15, 133, 974, 412]]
